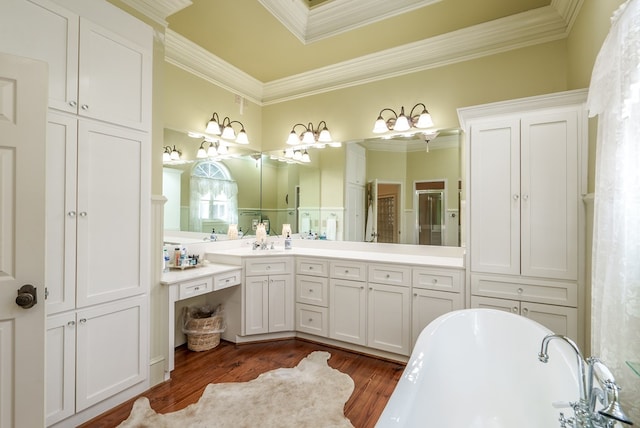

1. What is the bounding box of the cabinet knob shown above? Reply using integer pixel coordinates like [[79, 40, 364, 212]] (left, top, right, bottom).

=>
[[522, 194, 529, 201], [81, 104, 89, 110], [517, 288, 524, 294], [345, 270, 349, 274], [308, 289, 313, 293], [360, 286, 364, 290], [266, 265, 271, 270], [413, 293, 418, 297], [512, 307, 518, 313], [79, 318, 87, 324], [67, 321, 76, 327], [522, 307, 529, 315], [369, 287, 373, 291], [308, 318, 313, 322], [67, 211, 76, 217], [432, 278, 438, 283], [385, 274, 390, 278], [69, 101, 77, 107], [79, 211, 87, 217], [194, 287, 199, 291], [309, 266, 314, 270], [513, 194, 520, 201]]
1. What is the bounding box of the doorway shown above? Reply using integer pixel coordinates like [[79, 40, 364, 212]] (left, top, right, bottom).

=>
[[376, 183, 401, 243], [415, 181, 446, 246]]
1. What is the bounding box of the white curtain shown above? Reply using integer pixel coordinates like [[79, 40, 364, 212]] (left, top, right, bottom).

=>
[[588, 0, 640, 422]]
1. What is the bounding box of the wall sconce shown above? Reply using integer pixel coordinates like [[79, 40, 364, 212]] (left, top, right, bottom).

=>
[[282, 148, 311, 163], [163, 145, 181, 163], [205, 112, 249, 145], [196, 140, 228, 159], [287, 121, 332, 146], [372, 103, 434, 133]]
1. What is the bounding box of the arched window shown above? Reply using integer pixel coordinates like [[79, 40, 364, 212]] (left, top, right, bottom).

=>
[[190, 161, 238, 232]]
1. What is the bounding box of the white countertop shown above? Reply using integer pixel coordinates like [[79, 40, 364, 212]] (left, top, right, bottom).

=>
[[160, 263, 241, 285], [205, 243, 465, 268]]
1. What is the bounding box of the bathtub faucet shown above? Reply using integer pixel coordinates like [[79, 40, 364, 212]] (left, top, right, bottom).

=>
[[538, 334, 634, 428]]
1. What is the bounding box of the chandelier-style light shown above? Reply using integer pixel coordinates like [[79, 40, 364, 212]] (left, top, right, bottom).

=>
[[372, 103, 434, 133], [287, 121, 333, 146], [205, 112, 249, 145]]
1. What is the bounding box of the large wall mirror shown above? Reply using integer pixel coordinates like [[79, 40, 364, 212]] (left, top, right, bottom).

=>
[[162, 128, 462, 247]]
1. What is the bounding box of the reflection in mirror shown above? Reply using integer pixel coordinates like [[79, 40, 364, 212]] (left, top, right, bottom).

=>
[[162, 128, 261, 235], [356, 129, 462, 246]]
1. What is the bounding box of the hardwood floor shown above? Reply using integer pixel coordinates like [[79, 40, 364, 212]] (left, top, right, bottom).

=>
[[80, 339, 405, 428]]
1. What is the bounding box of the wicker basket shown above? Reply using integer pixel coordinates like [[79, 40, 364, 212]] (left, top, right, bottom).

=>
[[184, 312, 224, 352]]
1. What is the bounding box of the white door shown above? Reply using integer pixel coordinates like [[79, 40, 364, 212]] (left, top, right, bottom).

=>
[[366, 179, 377, 242], [0, 53, 48, 428]]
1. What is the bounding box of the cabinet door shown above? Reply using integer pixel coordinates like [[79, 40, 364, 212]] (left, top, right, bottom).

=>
[[75, 296, 147, 411], [329, 279, 366, 345], [367, 283, 410, 355], [268, 274, 294, 332], [244, 276, 269, 335], [0, 0, 79, 112], [521, 301, 577, 340], [76, 121, 149, 307], [46, 112, 78, 314], [520, 111, 578, 280], [470, 119, 520, 275], [412, 289, 463, 347], [46, 313, 76, 426], [470, 295, 519, 314], [78, 18, 151, 130], [345, 184, 365, 241]]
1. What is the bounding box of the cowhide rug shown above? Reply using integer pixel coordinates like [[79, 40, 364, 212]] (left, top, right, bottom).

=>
[[118, 351, 355, 428]]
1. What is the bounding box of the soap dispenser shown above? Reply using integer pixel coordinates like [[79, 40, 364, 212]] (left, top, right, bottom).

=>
[[285, 233, 292, 250], [210, 228, 217, 241]]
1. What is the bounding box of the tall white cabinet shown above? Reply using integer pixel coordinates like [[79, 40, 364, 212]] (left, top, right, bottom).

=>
[[459, 90, 588, 347], [0, 0, 153, 426]]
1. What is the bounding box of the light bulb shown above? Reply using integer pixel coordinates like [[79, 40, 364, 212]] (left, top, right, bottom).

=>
[[302, 130, 315, 144], [207, 143, 217, 157]]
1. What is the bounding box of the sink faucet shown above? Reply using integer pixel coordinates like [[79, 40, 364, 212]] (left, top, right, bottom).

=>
[[538, 334, 634, 427]]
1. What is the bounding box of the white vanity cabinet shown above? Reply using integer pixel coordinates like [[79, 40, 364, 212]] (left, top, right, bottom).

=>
[[329, 260, 368, 345], [329, 260, 411, 356], [460, 90, 587, 346], [46, 296, 147, 426], [411, 268, 464, 346], [295, 258, 329, 337], [0, 0, 151, 130], [367, 264, 411, 355], [244, 257, 294, 335]]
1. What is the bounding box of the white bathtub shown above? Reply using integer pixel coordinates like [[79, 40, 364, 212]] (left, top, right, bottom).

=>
[[376, 309, 580, 427]]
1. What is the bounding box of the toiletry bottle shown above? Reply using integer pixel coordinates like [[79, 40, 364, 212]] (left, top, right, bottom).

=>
[[174, 247, 180, 266], [180, 247, 186, 266], [163, 248, 170, 272], [238, 227, 244, 238], [210, 228, 217, 241], [285, 233, 292, 250]]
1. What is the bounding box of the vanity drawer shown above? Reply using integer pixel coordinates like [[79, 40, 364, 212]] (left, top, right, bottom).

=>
[[296, 257, 328, 277], [471, 274, 577, 307], [413, 268, 463, 292], [213, 269, 241, 291], [330, 260, 367, 282], [368, 264, 411, 287], [245, 257, 292, 276], [296, 275, 329, 307], [296, 303, 328, 337], [179, 276, 213, 299]]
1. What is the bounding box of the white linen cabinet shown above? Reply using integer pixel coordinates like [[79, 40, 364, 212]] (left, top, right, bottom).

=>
[[459, 90, 587, 345], [0, 0, 153, 425]]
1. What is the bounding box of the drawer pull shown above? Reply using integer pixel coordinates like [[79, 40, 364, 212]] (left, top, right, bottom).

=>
[[522, 307, 529, 315], [194, 287, 199, 291], [67, 321, 76, 327], [511, 307, 518, 313], [308, 318, 313, 322], [432, 278, 438, 284], [517, 288, 524, 294]]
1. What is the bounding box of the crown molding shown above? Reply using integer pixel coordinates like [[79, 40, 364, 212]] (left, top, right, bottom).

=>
[[258, 0, 441, 44], [121, 0, 192, 27], [165, 29, 264, 105], [164, 0, 582, 106]]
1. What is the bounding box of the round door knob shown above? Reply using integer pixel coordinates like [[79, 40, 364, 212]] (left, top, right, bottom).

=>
[[15, 284, 37, 308]]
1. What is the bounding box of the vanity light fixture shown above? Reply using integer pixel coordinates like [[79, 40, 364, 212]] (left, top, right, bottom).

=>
[[205, 112, 250, 145], [163, 145, 181, 163], [196, 140, 229, 159], [287, 121, 333, 145], [373, 103, 434, 133]]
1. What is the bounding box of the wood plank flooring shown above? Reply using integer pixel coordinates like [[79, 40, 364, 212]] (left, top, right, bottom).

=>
[[79, 339, 406, 428]]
